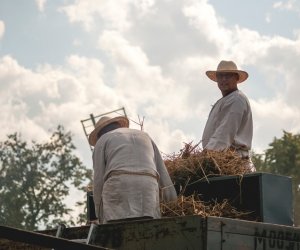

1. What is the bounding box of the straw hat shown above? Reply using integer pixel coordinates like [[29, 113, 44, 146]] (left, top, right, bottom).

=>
[[206, 60, 248, 83], [88, 116, 129, 146]]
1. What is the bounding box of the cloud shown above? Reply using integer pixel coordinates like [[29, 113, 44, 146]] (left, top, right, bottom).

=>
[[273, 0, 300, 15], [0, 56, 48, 141], [0, 20, 5, 39], [58, 0, 153, 32], [35, 0, 47, 12], [252, 97, 300, 152], [182, 0, 227, 43], [58, 1, 101, 31], [265, 13, 271, 23], [145, 119, 195, 155], [274, 0, 294, 10], [98, 30, 191, 121], [0, 53, 130, 167], [0, 54, 114, 139], [2, 0, 300, 163], [57, 0, 300, 152]]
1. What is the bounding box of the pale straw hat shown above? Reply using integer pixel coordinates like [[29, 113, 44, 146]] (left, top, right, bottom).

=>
[[88, 116, 129, 146], [206, 60, 248, 83]]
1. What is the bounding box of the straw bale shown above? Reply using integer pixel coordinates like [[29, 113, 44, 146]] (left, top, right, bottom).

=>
[[161, 142, 255, 221], [160, 195, 253, 220], [164, 142, 252, 187]]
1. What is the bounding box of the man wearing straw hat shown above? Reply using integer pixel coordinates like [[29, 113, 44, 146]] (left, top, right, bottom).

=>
[[202, 60, 255, 171], [89, 116, 177, 224]]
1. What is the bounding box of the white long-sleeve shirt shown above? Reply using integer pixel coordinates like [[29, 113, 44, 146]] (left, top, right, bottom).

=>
[[202, 90, 253, 158], [92, 128, 177, 222]]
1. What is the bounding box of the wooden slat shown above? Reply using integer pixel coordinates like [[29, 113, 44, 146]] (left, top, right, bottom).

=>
[[0, 225, 111, 250]]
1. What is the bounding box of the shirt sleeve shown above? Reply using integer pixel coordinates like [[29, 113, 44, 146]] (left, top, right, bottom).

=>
[[205, 98, 244, 151], [152, 140, 177, 202], [92, 141, 106, 219]]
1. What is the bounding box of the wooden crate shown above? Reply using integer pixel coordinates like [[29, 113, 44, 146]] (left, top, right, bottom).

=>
[[86, 216, 300, 249], [183, 172, 293, 225]]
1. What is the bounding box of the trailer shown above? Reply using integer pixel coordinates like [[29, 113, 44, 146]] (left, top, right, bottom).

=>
[[1, 215, 299, 250], [0, 173, 298, 249], [81, 215, 300, 250]]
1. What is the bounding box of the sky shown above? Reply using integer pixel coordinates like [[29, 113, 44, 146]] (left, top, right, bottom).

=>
[[1, 0, 300, 217]]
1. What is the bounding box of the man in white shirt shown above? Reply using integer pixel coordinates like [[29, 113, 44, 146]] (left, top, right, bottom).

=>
[[89, 116, 177, 224], [202, 60, 255, 171]]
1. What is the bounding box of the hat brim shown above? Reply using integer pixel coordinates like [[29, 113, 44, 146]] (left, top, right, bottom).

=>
[[206, 70, 248, 83], [88, 116, 129, 146]]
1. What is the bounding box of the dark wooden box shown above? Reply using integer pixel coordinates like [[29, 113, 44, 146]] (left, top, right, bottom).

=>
[[183, 172, 293, 226], [87, 216, 300, 249]]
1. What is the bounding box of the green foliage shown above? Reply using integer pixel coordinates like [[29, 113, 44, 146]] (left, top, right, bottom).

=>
[[252, 131, 300, 226], [0, 126, 92, 230], [251, 151, 265, 172]]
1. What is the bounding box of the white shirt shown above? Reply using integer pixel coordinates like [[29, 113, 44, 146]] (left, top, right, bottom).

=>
[[202, 90, 253, 157], [92, 128, 177, 222]]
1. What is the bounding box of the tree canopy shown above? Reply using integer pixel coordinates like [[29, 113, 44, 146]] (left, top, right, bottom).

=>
[[0, 126, 92, 230]]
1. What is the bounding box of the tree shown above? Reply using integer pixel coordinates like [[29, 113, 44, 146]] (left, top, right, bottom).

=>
[[253, 131, 300, 226], [0, 126, 92, 230]]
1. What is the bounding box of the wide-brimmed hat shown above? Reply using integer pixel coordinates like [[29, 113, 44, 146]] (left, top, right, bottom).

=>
[[88, 116, 129, 146], [206, 60, 248, 83]]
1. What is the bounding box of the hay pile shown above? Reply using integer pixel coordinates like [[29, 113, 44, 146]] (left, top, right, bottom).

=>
[[164, 142, 251, 187], [161, 142, 254, 220], [160, 195, 252, 220]]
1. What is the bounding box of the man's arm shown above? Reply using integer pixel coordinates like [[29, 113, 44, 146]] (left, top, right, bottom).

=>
[[152, 140, 177, 202], [92, 142, 106, 221]]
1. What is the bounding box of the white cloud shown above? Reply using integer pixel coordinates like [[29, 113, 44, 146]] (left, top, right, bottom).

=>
[[265, 13, 271, 23], [59, 0, 150, 32], [0, 20, 5, 39], [2, 0, 300, 160], [273, 0, 300, 15], [35, 0, 47, 12], [57, 0, 300, 153], [58, 1, 101, 31], [274, 0, 294, 10], [98, 30, 191, 121], [0, 54, 115, 141], [252, 97, 300, 152], [182, 0, 228, 44], [0, 56, 48, 141], [144, 118, 195, 155]]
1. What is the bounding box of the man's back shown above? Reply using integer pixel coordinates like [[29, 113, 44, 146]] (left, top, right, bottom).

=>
[[90, 115, 176, 223], [93, 127, 176, 223], [96, 128, 159, 179]]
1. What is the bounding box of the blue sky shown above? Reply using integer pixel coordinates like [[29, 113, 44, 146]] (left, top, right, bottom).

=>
[[210, 0, 299, 38], [1, 0, 300, 219]]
